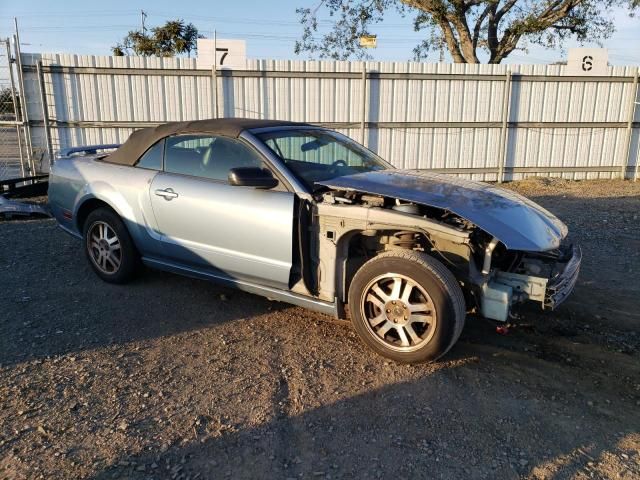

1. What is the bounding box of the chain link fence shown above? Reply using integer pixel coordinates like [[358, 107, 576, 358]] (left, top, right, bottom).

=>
[[0, 38, 30, 181]]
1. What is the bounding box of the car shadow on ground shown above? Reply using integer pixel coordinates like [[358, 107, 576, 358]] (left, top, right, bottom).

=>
[[0, 233, 291, 367], [88, 346, 638, 480]]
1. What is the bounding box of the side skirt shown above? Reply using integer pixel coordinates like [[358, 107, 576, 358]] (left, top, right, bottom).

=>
[[57, 222, 82, 239], [142, 257, 339, 318]]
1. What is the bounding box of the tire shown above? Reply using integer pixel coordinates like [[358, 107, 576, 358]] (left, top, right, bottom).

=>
[[82, 207, 139, 284], [348, 250, 466, 364]]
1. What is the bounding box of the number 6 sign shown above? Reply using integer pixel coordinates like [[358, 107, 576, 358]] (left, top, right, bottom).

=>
[[567, 48, 608, 76]]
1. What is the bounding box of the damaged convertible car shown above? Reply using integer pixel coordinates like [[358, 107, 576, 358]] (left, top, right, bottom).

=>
[[49, 119, 581, 363]]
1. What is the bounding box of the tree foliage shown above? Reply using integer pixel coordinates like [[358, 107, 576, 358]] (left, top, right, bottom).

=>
[[295, 0, 639, 63], [112, 20, 202, 57]]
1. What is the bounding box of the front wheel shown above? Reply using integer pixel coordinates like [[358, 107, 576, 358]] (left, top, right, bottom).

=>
[[83, 207, 139, 284], [348, 250, 466, 364]]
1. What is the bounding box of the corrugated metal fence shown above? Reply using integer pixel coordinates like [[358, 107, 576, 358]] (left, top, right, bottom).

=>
[[18, 53, 640, 182]]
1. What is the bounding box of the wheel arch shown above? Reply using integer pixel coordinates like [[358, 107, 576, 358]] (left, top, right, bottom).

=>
[[334, 227, 430, 314], [314, 202, 473, 318], [75, 197, 146, 258], [334, 227, 472, 317], [335, 229, 378, 301], [80, 199, 141, 284], [75, 197, 120, 232]]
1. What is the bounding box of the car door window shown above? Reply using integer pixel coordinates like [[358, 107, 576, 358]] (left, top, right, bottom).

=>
[[135, 139, 164, 170], [164, 135, 265, 182]]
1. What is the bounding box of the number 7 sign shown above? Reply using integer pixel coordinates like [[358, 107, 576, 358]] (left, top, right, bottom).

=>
[[196, 39, 247, 70], [216, 47, 229, 66]]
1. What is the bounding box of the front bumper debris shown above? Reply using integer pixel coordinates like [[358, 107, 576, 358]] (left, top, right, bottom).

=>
[[544, 244, 582, 310], [0, 195, 51, 219], [480, 243, 581, 321]]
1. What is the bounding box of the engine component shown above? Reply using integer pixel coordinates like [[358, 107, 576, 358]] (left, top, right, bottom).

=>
[[495, 271, 548, 303], [392, 201, 420, 215], [361, 195, 385, 208], [480, 281, 513, 322], [388, 231, 419, 250], [482, 237, 500, 275]]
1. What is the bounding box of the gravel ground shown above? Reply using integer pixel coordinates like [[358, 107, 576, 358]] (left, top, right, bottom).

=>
[[1, 178, 639, 480]]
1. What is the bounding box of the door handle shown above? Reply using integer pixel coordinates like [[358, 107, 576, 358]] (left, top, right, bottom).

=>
[[154, 188, 179, 200]]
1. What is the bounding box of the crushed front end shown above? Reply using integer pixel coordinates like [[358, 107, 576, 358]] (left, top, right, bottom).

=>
[[543, 244, 582, 309], [479, 240, 582, 322]]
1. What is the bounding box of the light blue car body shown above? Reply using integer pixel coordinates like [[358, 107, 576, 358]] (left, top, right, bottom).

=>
[[48, 123, 580, 321]]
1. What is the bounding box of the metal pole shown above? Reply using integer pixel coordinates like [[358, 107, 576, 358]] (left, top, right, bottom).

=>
[[13, 20, 35, 175], [5, 38, 25, 178], [497, 70, 512, 183], [623, 69, 638, 180], [212, 30, 219, 119], [211, 65, 218, 119], [36, 60, 53, 168], [140, 10, 147, 35], [360, 66, 367, 145]]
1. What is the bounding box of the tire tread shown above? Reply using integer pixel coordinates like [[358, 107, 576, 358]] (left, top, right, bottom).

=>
[[350, 249, 466, 362]]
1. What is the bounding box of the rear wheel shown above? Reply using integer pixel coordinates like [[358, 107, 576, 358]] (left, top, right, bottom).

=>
[[348, 250, 466, 363], [83, 208, 139, 284]]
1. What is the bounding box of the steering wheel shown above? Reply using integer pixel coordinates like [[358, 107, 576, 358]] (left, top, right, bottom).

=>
[[332, 159, 347, 168]]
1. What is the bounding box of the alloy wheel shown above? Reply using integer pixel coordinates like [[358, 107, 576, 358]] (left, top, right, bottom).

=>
[[86, 221, 122, 274], [360, 273, 438, 352]]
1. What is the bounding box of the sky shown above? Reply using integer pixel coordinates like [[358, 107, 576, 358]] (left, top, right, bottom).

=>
[[2, 0, 640, 65]]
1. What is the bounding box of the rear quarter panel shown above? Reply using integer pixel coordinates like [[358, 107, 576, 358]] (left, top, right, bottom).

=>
[[49, 158, 162, 255]]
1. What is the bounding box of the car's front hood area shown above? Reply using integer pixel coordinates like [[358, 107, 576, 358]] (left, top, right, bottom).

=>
[[317, 170, 568, 252]]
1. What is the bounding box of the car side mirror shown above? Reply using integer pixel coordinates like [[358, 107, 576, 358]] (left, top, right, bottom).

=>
[[228, 167, 279, 189]]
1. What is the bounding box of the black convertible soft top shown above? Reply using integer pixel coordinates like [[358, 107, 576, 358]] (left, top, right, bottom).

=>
[[105, 118, 309, 166]]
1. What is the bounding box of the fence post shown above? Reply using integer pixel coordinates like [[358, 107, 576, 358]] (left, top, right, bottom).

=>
[[36, 60, 53, 168], [360, 66, 367, 145], [13, 28, 35, 175], [624, 69, 638, 180], [5, 38, 25, 178], [497, 70, 512, 183], [212, 30, 219, 119], [211, 65, 218, 119]]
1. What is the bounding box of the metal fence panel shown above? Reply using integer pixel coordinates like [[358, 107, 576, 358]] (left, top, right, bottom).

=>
[[0, 38, 29, 181], [18, 53, 640, 181]]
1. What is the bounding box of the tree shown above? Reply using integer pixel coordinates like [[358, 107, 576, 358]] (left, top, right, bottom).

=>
[[112, 19, 202, 57], [295, 0, 639, 63]]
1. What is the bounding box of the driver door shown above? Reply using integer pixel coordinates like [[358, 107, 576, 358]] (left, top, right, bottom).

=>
[[149, 134, 294, 289]]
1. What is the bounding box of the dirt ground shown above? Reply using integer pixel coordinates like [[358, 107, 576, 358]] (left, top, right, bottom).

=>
[[0, 178, 639, 480]]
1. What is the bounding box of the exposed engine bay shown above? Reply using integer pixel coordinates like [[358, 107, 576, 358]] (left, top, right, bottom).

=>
[[312, 189, 581, 322]]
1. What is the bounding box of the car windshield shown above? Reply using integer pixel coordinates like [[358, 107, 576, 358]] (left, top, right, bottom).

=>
[[255, 129, 391, 190]]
